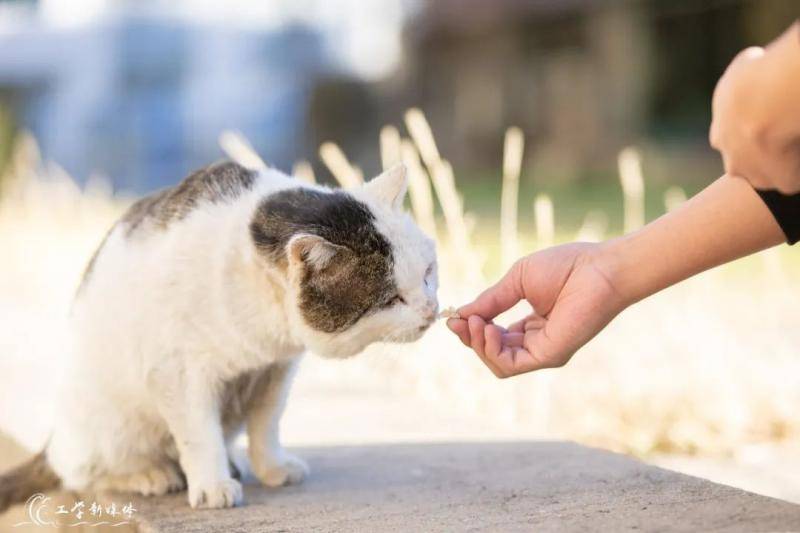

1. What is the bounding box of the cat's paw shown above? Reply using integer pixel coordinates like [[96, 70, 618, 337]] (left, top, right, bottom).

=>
[[95, 463, 185, 497], [135, 464, 186, 496], [187, 477, 243, 509], [254, 454, 309, 488]]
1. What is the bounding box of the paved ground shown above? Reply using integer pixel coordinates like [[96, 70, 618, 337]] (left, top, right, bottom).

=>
[[0, 426, 800, 533], [134, 442, 800, 533], [5, 435, 799, 532]]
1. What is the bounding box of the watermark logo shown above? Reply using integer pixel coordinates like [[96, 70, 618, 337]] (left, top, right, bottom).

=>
[[13, 493, 137, 528]]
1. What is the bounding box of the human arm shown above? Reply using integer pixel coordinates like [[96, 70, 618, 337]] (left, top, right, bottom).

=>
[[447, 175, 785, 378]]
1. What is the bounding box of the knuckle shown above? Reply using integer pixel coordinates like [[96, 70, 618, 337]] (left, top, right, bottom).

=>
[[741, 46, 764, 58], [732, 46, 762, 66], [511, 257, 528, 278], [708, 128, 720, 148]]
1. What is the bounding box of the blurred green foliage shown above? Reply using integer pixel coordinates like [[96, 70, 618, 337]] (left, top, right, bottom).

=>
[[458, 171, 704, 235], [454, 170, 799, 278]]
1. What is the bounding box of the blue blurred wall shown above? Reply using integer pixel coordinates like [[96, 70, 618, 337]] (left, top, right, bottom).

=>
[[0, 15, 329, 192]]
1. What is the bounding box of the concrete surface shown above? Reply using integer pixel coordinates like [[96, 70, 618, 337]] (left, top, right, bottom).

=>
[[653, 445, 800, 505], [132, 442, 800, 533], [3, 432, 800, 532]]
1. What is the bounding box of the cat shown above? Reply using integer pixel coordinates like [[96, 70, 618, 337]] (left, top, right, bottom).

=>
[[0, 161, 438, 510]]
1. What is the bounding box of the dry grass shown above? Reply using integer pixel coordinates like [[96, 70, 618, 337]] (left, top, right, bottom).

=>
[[500, 126, 523, 269], [1, 115, 799, 464]]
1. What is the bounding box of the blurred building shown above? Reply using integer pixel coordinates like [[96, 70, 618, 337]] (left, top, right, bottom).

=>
[[0, 0, 411, 191], [0, 0, 797, 191], [0, 10, 329, 190], [301, 0, 799, 185], [392, 0, 799, 180]]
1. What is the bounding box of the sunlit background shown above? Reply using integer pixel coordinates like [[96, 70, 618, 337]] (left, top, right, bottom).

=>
[[1, 0, 799, 511]]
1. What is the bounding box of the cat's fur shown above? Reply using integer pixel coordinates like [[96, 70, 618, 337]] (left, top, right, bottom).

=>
[[0, 161, 438, 510]]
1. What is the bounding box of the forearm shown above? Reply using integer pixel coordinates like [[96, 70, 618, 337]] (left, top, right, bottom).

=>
[[600, 175, 785, 305]]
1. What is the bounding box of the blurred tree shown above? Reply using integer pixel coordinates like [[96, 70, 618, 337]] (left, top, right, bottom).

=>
[[308, 77, 379, 182], [0, 93, 18, 189], [644, 0, 798, 141], [743, 0, 800, 43]]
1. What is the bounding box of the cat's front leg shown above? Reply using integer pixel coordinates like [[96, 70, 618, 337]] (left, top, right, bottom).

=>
[[155, 370, 243, 509], [246, 359, 308, 487]]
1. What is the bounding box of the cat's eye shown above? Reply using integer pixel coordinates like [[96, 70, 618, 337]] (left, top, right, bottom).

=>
[[424, 263, 434, 287], [384, 294, 405, 307]]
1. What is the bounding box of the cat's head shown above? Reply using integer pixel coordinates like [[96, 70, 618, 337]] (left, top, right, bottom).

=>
[[250, 164, 438, 358]]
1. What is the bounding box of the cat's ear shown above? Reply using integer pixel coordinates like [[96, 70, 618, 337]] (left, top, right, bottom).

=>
[[363, 163, 408, 211], [286, 233, 344, 272]]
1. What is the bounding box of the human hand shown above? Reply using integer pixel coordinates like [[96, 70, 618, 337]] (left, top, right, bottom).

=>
[[446, 243, 627, 378], [710, 22, 800, 194], [448, 175, 785, 379]]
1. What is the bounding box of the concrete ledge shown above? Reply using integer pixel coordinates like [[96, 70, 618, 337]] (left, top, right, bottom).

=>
[[134, 442, 800, 532]]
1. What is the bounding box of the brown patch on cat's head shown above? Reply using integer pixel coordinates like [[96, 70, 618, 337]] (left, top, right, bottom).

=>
[[250, 188, 398, 333]]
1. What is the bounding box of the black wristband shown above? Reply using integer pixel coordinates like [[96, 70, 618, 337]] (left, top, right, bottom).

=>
[[756, 189, 800, 244]]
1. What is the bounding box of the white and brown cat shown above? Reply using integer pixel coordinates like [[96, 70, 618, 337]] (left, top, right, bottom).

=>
[[0, 162, 438, 509]]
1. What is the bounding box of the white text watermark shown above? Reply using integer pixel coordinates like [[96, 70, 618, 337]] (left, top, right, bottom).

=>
[[13, 493, 137, 528]]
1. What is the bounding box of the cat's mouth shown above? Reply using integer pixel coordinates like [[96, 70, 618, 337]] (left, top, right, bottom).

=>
[[420, 311, 439, 331], [385, 322, 432, 344], [414, 318, 436, 336]]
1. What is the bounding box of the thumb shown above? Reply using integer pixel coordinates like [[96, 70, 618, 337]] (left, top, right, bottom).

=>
[[458, 260, 525, 321]]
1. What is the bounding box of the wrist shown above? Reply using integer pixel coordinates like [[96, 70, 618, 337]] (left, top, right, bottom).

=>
[[593, 235, 642, 308]]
